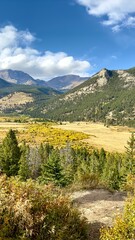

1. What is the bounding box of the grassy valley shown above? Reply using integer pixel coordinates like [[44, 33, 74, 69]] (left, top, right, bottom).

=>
[[53, 121, 134, 152], [0, 118, 134, 151]]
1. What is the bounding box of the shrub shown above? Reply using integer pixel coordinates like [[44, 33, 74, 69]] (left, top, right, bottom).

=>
[[79, 173, 99, 189], [74, 160, 99, 189], [0, 175, 88, 240], [122, 174, 135, 193], [100, 194, 135, 239]]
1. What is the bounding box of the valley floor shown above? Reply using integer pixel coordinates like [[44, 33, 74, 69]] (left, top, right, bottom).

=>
[[0, 120, 134, 152], [53, 122, 135, 152]]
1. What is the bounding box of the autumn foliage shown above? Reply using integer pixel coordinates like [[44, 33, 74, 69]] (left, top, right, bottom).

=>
[[0, 175, 88, 240], [100, 194, 135, 240]]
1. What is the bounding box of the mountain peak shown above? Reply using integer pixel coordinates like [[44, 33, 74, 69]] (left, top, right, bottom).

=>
[[0, 69, 34, 84], [47, 74, 89, 91], [94, 68, 111, 87], [97, 68, 110, 76]]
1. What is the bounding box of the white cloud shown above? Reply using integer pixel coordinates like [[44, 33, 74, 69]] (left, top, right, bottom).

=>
[[124, 16, 135, 27], [0, 25, 91, 80], [112, 25, 121, 33], [76, 0, 135, 30]]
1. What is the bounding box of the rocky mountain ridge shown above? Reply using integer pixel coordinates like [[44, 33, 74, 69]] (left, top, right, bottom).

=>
[[42, 67, 135, 127], [62, 68, 135, 101]]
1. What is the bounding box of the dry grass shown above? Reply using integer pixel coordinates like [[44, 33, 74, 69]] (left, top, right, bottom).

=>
[[0, 120, 134, 152], [53, 122, 135, 152], [0, 122, 29, 142]]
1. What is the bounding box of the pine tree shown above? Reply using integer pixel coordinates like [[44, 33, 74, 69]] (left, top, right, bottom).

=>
[[39, 149, 66, 187], [89, 150, 100, 174], [102, 153, 122, 190], [125, 132, 135, 174], [18, 142, 30, 181], [0, 129, 21, 176], [98, 148, 106, 174], [39, 143, 54, 164]]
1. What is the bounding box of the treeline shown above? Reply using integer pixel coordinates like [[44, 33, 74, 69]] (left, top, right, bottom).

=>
[[0, 129, 135, 191]]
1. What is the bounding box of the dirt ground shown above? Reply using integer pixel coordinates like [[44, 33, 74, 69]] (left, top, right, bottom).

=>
[[71, 189, 127, 239], [53, 122, 134, 152]]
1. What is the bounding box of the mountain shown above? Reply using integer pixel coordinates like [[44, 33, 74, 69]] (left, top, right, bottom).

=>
[[0, 69, 47, 87], [42, 68, 135, 127], [47, 75, 88, 91], [0, 69, 35, 84], [0, 80, 60, 117], [0, 78, 12, 88], [0, 67, 135, 127], [0, 70, 88, 91]]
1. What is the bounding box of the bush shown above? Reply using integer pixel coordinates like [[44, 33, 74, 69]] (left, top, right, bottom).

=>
[[100, 194, 135, 239], [74, 172, 99, 190], [0, 175, 88, 240], [122, 174, 135, 194]]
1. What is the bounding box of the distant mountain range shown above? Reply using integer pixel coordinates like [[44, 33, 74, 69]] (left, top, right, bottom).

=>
[[47, 75, 88, 91], [0, 75, 59, 117], [0, 67, 135, 127], [0, 69, 88, 117], [0, 69, 88, 91], [0, 69, 48, 86]]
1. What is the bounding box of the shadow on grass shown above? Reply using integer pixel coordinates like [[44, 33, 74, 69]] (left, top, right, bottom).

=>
[[88, 221, 104, 240], [73, 189, 126, 204]]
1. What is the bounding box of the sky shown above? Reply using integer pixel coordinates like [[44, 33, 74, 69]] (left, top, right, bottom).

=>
[[0, 0, 135, 80]]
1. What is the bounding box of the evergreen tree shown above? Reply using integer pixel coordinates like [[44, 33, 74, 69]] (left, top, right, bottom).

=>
[[98, 148, 106, 174], [125, 132, 135, 174], [89, 150, 100, 174], [39, 143, 54, 164], [102, 153, 122, 190], [0, 129, 21, 176], [39, 149, 66, 187], [60, 143, 75, 184], [70, 147, 91, 174], [18, 142, 30, 181]]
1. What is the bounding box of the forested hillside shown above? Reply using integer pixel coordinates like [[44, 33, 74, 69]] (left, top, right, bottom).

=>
[[0, 83, 60, 116], [43, 68, 135, 127]]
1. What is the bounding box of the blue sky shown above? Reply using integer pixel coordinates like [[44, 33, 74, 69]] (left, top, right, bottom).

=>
[[0, 0, 135, 80]]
